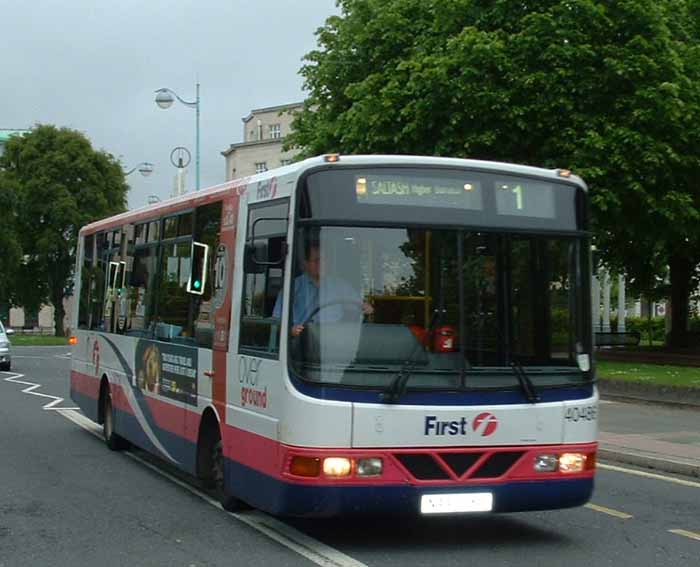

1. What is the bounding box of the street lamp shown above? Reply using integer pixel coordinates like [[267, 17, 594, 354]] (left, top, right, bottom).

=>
[[154, 83, 200, 191], [123, 161, 154, 176]]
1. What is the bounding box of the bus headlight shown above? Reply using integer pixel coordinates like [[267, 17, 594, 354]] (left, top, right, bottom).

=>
[[323, 457, 352, 477], [559, 453, 587, 473], [534, 454, 558, 472], [357, 457, 383, 477]]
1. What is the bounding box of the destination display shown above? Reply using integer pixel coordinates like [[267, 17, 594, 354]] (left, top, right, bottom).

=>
[[355, 174, 484, 210], [494, 179, 556, 219], [303, 167, 581, 231], [354, 173, 556, 219]]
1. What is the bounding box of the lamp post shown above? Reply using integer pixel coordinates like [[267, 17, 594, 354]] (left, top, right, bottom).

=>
[[123, 161, 154, 176], [154, 83, 200, 191]]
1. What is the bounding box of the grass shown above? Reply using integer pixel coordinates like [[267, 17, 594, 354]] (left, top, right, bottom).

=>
[[10, 335, 70, 346], [597, 361, 700, 388]]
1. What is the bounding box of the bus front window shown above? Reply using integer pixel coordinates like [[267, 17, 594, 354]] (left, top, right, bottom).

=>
[[288, 226, 588, 391]]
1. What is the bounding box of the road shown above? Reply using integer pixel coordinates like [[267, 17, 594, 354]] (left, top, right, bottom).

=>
[[0, 346, 698, 567]]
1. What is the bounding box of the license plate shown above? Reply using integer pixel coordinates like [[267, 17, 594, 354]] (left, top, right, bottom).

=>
[[420, 492, 493, 514]]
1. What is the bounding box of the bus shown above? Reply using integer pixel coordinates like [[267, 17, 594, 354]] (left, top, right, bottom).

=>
[[70, 154, 597, 517]]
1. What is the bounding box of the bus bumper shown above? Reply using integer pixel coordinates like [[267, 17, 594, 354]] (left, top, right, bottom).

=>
[[227, 459, 595, 518]]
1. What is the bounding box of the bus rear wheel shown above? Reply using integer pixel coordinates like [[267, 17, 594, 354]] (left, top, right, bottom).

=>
[[102, 388, 129, 451], [211, 438, 248, 513]]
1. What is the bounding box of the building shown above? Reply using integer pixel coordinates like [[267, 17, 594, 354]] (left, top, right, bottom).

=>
[[221, 102, 302, 180]]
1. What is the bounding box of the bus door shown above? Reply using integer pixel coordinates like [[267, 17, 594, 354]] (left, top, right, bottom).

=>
[[233, 198, 289, 444]]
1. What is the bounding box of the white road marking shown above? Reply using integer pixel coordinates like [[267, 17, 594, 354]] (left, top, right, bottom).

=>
[[669, 529, 700, 542], [56, 407, 368, 567], [2, 372, 79, 410], [598, 462, 700, 489], [12, 345, 70, 348], [584, 503, 633, 519]]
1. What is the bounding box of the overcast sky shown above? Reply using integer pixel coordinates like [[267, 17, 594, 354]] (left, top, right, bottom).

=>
[[1, 0, 337, 209]]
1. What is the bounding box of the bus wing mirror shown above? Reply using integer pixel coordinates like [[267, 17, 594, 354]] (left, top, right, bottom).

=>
[[244, 241, 269, 273], [187, 242, 209, 295], [248, 217, 287, 266]]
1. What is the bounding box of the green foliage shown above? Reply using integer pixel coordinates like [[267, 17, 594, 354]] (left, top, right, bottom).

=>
[[289, 0, 700, 341], [618, 316, 667, 342], [0, 125, 128, 335], [0, 171, 22, 303]]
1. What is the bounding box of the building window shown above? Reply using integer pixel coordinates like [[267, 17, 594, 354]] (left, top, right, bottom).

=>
[[255, 162, 268, 174], [280, 159, 293, 167], [269, 124, 281, 139]]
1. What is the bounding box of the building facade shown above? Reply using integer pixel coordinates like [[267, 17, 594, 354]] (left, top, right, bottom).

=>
[[221, 102, 302, 180]]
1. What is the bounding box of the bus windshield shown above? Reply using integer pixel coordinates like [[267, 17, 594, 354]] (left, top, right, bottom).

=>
[[287, 225, 591, 390]]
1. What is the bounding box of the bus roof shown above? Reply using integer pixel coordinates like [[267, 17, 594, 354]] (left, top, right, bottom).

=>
[[80, 154, 586, 234]]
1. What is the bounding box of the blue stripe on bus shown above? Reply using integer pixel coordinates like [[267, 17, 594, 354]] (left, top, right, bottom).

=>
[[288, 378, 594, 405], [226, 456, 594, 517]]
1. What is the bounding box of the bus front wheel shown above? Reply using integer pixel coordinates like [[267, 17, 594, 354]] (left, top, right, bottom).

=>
[[211, 438, 248, 513]]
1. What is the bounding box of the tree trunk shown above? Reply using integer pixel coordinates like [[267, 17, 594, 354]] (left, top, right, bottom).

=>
[[53, 297, 66, 337], [667, 254, 692, 348]]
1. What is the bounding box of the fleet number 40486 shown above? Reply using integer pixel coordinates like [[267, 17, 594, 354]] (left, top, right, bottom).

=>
[[565, 405, 597, 422]]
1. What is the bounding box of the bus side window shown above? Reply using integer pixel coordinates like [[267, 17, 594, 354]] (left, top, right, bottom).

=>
[[154, 240, 193, 343], [191, 201, 222, 348], [90, 232, 108, 331], [239, 200, 289, 357], [127, 245, 158, 337], [77, 234, 94, 330]]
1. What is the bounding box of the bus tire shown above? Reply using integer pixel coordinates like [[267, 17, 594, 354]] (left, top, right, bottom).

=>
[[211, 438, 248, 513], [102, 386, 129, 451]]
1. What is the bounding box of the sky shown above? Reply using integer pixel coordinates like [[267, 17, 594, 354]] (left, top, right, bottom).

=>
[[1, 0, 337, 209]]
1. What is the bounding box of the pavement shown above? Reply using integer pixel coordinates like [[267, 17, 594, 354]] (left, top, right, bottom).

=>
[[598, 397, 700, 478]]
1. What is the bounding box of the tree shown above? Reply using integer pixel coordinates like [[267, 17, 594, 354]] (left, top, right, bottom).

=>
[[0, 175, 22, 309], [0, 125, 128, 335], [288, 0, 700, 347]]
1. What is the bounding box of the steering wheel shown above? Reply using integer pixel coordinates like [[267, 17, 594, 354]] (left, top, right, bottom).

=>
[[301, 300, 365, 326]]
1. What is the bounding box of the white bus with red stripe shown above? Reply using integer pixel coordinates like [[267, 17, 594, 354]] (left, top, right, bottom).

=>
[[70, 154, 597, 517]]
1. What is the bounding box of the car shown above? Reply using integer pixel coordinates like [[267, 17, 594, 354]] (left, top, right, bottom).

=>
[[0, 320, 13, 371]]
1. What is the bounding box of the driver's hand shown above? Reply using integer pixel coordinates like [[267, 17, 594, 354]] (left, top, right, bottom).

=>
[[361, 302, 374, 315], [291, 324, 305, 336]]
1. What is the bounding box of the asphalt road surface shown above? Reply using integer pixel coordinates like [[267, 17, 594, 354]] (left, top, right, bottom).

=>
[[0, 346, 698, 567]]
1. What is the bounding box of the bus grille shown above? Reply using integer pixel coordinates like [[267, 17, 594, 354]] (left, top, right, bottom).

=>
[[393, 450, 525, 481]]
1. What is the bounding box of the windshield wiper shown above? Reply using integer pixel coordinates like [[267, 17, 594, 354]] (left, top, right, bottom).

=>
[[381, 308, 444, 403], [510, 361, 540, 403]]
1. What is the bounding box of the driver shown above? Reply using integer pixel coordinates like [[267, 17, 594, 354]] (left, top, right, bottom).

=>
[[272, 244, 372, 336]]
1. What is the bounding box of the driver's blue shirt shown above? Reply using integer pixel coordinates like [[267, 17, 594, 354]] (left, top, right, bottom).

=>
[[272, 272, 358, 325]]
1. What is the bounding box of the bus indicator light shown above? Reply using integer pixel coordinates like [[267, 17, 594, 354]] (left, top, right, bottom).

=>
[[68, 336, 78, 346], [464, 183, 473, 192], [290, 456, 321, 477], [323, 457, 352, 477], [356, 177, 368, 196], [323, 154, 340, 163]]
